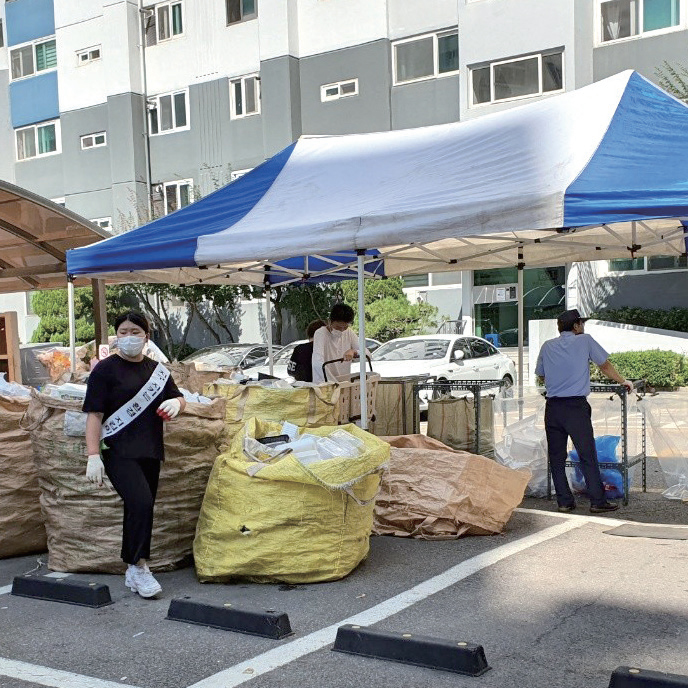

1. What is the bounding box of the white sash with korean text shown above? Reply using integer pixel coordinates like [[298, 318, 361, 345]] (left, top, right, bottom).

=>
[[100, 362, 170, 439]]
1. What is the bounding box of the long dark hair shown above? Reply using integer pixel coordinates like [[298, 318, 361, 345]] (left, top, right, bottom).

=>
[[114, 311, 150, 335]]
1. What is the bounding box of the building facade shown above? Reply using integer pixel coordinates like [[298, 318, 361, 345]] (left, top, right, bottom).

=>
[[0, 0, 686, 344]]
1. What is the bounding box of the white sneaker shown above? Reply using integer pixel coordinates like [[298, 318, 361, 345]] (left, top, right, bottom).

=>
[[126, 564, 162, 598]]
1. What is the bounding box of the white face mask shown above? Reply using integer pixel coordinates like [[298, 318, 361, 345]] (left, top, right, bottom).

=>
[[117, 336, 146, 358], [330, 329, 343, 341]]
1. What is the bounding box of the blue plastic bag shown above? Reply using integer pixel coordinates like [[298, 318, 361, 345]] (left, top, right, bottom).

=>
[[569, 435, 624, 499]]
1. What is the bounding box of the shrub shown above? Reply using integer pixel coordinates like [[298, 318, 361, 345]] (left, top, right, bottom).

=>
[[590, 350, 688, 388], [591, 307, 688, 334]]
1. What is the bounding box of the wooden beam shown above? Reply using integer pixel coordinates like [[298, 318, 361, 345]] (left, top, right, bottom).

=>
[[0, 218, 66, 261], [0, 257, 41, 288], [91, 279, 108, 349], [0, 262, 65, 279]]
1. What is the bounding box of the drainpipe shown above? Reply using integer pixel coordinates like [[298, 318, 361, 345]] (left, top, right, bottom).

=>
[[139, 0, 154, 221]]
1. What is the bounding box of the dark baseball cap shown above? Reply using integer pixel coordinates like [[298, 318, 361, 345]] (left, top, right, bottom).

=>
[[557, 309, 587, 328]]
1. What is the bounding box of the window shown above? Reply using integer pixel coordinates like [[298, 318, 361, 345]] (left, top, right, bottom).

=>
[[470, 339, 491, 358], [402, 274, 429, 288], [16, 121, 60, 161], [77, 46, 101, 65], [80, 131, 107, 149], [230, 75, 260, 118], [647, 254, 688, 270], [163, 180, 193, 215], [143, 1, 183, 45], [452, 339, 473, 359], [608, 257, 644, 271], [157, 1, 184, 41], [148, 89, 189, 134], [600, 0, 680, 42], [226, 0, 257, 25], [10, 37, 57, 80], [320, 78, 359, 102], [92, 217, 112, 230], [393, 30, 458, 85], [471, 50, 563, 105]]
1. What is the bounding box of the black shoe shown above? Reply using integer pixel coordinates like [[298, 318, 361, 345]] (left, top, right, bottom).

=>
[[557, 504, 575, 513], [590, 501, 619, 513]]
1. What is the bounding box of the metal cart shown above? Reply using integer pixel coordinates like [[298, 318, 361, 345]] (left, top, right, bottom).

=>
[[546, 382, 647, 506], [413, 379, 509, 455]]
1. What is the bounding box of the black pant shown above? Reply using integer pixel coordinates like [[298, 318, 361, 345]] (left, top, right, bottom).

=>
[[544, 397, 607, 507], [103, 455, 161, 565]]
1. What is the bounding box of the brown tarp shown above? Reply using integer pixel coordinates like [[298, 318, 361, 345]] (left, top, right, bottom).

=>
[[0, 394, 46, 558], [373, 434, 530, 539], [24, 392, 225, 572]]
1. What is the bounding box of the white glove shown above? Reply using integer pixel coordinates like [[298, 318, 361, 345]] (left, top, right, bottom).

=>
[[86, 455, 105, 486], [157, 398, 181, 420]]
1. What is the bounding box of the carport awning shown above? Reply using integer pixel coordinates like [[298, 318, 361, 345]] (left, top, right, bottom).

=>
[[0, 180, 108, 293]]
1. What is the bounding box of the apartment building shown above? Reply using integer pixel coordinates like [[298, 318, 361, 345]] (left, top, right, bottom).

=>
[[0, 0, 686, 345]]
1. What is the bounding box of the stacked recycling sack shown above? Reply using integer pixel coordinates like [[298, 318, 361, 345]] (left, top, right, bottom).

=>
[[373, 435, 530, 539], [0, 383, 47, 558], [194, 418, 389, 583], [23, 390, 225, 573], [427, 396, 494, 453], [204, 379, 340, 448]]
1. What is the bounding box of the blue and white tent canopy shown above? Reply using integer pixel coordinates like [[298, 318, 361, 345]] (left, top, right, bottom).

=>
[[67, 70, 688, 285]]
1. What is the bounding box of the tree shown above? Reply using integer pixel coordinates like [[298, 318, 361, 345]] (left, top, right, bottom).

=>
[[278, 283, 341, 339], [31, 286, 129, 345], [656, 61, 688, 102], [113, 283, 247, 360], [339, 277, 438, 341]]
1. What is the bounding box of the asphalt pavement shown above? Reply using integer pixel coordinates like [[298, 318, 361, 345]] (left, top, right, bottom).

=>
[[2, 508, 688, 688]]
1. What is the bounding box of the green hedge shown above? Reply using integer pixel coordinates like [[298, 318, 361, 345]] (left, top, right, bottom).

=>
[[590, 307, 688, 334], [589, 349, 688, 388]]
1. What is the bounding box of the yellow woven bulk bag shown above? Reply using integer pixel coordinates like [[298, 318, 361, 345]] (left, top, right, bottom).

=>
[[203, 381, 341, 447], [193, 418, 389, 583]]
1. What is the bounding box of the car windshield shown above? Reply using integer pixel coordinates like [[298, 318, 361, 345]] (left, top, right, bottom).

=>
[[185, 347, 250, 367], [373, 339, 449, 361], [273, 344, 297, 364]]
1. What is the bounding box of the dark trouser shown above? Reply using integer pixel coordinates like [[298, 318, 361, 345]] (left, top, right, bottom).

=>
[[544, 397, 607, 507], [103, 455, 161, 565]]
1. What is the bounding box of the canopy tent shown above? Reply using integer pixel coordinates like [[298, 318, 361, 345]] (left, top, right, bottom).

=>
[[67, 70, 688, 285], [66, 70, 688, 415]]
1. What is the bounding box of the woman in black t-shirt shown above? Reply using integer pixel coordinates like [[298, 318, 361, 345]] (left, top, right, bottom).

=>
[[288, 319, 326, 382], [82, 311, 185, 599]]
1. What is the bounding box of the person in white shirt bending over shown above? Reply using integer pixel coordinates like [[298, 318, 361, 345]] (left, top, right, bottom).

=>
[[311, 303, 361, 383]]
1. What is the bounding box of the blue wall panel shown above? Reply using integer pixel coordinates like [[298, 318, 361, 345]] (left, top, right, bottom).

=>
[[6, 0, 55, 47], [10, 71, 59, 128]]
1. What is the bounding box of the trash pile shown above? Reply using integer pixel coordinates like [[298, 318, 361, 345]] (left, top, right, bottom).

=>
[[0, 376, 46, 558], [23, 389, 226, 573], [493, 389, 548, 497], [374, 435, 530, 539], [194, 418, 389, 583]]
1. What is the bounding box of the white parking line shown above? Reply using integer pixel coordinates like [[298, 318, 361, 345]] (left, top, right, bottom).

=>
[[0, 657, 141, 688], [187, 519, 584, 688]]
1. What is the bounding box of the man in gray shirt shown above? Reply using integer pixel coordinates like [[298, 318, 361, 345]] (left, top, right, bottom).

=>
[[535, 309, 632, 513]]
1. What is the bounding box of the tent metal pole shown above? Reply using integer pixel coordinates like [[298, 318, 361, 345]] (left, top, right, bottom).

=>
[[517, 249, 524, 401], [357, 251, 368, 430], [67, 277, 77, 374], [264, 287, 274, 375]]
